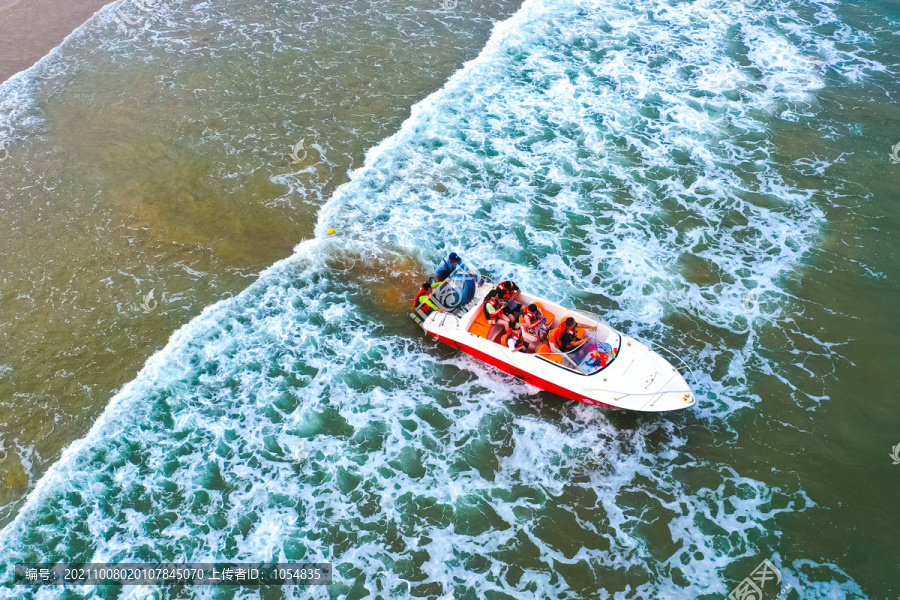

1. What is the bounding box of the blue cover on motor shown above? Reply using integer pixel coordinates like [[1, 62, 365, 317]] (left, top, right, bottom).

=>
[[431, 271, 476, 310]]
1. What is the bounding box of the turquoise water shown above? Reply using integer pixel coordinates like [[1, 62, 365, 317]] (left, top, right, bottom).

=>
[[0, 0, 521, 527], [1, 0, 899, 597]]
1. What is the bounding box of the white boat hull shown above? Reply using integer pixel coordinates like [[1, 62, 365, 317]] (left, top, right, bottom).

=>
[[415, 284, 695, 413]]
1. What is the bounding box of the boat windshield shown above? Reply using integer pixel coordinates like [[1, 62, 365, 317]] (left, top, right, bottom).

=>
[[429, 263, 487, 313], [566, 333, 620, 375], [536, 314, 622, 375]]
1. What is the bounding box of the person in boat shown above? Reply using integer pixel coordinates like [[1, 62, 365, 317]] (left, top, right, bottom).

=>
[[414, 279, 441, 315], [434, 252, 463, 282], [502, 298, 522, 321], [482, 288, 514, 331], [556, 317, 597, 353], [496, 280, 522, 319], [520, 303, 547, 352], [496, 280, 519, 300], [504, 321, 527, 353]]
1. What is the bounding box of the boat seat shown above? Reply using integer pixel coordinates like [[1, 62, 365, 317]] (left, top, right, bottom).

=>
[[468, 310, 493, 339], [488, 325, 505, 343], [536, 343, 563, 364], [533, 302, 556, 327], [549, 325, 586, 351], [549, 326, 563, 348]]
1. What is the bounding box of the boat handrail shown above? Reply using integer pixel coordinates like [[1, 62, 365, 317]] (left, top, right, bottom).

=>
[[581, 388, 692, 397], [635, 337, 698, 387], [439, 312, 461, 328]]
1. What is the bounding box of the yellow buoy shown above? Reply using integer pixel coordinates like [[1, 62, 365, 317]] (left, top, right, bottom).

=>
[[326, 228, 335, 235]]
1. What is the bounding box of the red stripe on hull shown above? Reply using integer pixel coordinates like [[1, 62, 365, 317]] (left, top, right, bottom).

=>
[[436, 334, 617, 410]]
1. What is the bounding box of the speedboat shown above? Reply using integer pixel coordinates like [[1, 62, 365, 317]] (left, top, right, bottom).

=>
[[411, 264, 696, 412]]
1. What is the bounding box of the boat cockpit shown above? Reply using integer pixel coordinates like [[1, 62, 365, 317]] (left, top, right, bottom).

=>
[[415, 262, 621, 376], [468, 291, 621, 376]]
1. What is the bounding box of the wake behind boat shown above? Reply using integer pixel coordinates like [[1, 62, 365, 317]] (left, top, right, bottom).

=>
[[411, 260, 696, 412]]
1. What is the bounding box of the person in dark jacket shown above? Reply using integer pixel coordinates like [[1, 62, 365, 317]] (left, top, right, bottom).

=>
[[434, 252, 462, 282], [557, 317, 597, 352]]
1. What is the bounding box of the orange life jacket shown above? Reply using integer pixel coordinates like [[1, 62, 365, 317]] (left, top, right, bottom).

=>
[[506, 328, 524, 348], [414, 286, 434, 314], [497, 281, 519, 299], [522, 307, 544, 334], [559, 326, 585, 351], [483, 295, 503, 320], [549, 326, 563, 347]]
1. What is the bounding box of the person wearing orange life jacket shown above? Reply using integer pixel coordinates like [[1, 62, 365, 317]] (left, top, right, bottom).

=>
[[496, 280, 522, 319], [482, 289, 513, 332], [519, 303, 547, 352], [557, 317, 597, 353], [414, 279, 441, 316], [504, 322, 527, 353], [496, 280, 519, 299]]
